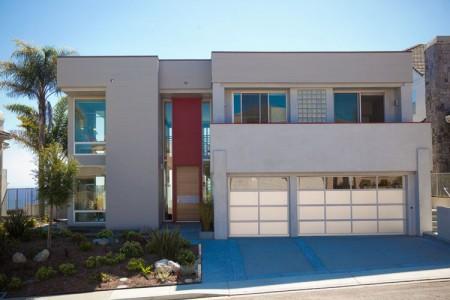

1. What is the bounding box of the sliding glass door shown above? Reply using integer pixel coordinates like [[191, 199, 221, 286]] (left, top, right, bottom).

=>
[[334, 93, 385, 123]]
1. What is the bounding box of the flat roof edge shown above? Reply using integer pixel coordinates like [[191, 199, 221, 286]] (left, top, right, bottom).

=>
[[212, 51, 412, 54], [58, 55, 159, 58]]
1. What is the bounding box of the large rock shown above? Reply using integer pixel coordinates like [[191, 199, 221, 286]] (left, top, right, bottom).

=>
[[33, 249, 50, 262], [93, 238, 109, 246], [154, 259, 180, 273], [12, 252, 26, 263]]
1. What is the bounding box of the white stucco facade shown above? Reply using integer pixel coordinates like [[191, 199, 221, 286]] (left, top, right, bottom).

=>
[[57, 50, 432, 239]]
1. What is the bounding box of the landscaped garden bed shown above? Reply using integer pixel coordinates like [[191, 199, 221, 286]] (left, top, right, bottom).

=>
[[0, 212, 201, 298]]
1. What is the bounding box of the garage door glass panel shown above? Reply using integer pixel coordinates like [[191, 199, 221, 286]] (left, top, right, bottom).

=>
[[378, 190, 404, 204], [229, 191, 258, 206], [378, 176, 403, 188], [352, 190, 377, 204], [352, 206, 377, 219], [379, 220, 404, 233], [260, 222, 289, 235], [229, 223, 258, 236], [298, 191, 325, 205], [354, 177, 377, 189], [260, 191, 288, 205], [353, 221, 378, 233], [299, 221, 325, 234], [299, 177, 324, 190], [230, 207, 258, 221], [326, 221, 351, 234], [326, 191, 351, 204], [230, 177, 258, 190], [298, 206, 324, 220], [259, 177, 288, 190], [326, 177, 354, 189], [326, 206, 351, 220], [378, 205, 404, 219]]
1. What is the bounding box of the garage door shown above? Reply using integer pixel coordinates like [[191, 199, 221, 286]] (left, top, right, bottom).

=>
[[298, 176, 405, 235], [229, 177, 289, 237]]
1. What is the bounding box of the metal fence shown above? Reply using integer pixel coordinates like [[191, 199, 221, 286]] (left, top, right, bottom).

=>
[[431, 173, 450, 198], [3, 188, 40, 216]]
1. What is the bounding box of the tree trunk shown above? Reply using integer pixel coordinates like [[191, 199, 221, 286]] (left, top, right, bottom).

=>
[[38, 95, 47, 218], [47, 203, 53, 249]]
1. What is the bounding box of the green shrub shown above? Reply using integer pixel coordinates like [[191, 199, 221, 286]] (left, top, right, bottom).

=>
[[145, 228, 190, 260], [177, 249, 196, 266], [79, 241, 93, 251], [200, 196, 213, 231], [35, 266, 57, 281], [0, 273, 8, 289], [85, 256, 97, 268], [122, 230, 145, 243], [4, 210, 34, 239], [90, 272, 111, 283], [140, 264, 152, 276], [7, 276, 22, 290], [58, 263, 76, 276], [113, 252, 126, 263], [58, 228, 73, 238], [120, 241, 144, 258], [127, 258, 145, 271], [96, 229, 113, 239], [155, 270, 171, 283], [71, 232, 87, 244]]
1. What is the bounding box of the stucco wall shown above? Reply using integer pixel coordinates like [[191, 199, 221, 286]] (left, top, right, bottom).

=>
[[59, 57, 160, 229], [211, 123, 431, 173], [212, 52, 412, 84], [159, 60, 211, 90]]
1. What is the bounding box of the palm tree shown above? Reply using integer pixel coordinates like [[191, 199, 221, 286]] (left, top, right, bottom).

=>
[[0, 40, 75, 149], [5, 96, 69, 154]]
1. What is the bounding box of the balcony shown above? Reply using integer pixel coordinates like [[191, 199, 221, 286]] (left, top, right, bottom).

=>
[[210, 123, 431, 173]]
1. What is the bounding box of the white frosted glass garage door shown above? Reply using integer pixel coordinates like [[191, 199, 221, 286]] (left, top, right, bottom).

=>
[[229, 177, 289, 237], [298, 176, 405, 235]]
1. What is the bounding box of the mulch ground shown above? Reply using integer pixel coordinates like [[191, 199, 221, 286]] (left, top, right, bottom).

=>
[[1, 235, 198, 298]]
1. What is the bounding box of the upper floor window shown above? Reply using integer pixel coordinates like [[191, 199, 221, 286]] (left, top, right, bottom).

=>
[[334, 93, 384, 123], [233, 92, 287, 124], [75, 100, 106, 154]]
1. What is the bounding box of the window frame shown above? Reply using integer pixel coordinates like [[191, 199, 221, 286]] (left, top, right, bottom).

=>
[[333, 91, 385, 123], [73, 175, 106, 224], [73, 97, 106, 156], [231, 91, 288, 124]]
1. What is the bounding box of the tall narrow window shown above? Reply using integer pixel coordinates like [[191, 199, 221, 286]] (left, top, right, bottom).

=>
[[163, 101, 173, 221], [75, 100, 106, 154], [334, 93, 358, 123], [74, 176, 106, 222], [233, 92, 287, 124]]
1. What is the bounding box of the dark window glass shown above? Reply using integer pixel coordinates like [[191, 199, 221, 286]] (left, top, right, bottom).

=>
[[361, 95, 384, 123], [164, 102, 172, 158], [260, 94, 268, 123], [326, 177, 354, 189], [354, 177, 377, 189], [202, 102, 211, 159], [269, 94, 287, 122], [75, 212, 105, 222], [242, 94, 260, 123], [334, 93, 358, 123], [378, 176, 403, 189], [233, 94, 241, 123]]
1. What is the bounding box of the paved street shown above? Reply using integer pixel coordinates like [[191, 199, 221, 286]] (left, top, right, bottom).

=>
[[203, 279, 450, 300]]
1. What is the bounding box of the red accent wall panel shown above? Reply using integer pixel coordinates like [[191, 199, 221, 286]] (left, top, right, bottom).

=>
[[172, 98, 202, 166]]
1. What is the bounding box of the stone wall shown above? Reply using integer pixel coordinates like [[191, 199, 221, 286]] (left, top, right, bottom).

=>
[[425, 36, 450, 172]]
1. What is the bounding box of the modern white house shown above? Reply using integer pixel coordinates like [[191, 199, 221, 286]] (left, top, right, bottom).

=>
[[57, 50, 432, 239]]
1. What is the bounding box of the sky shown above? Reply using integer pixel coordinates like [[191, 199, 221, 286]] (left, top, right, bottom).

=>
[[0, 0, 449, 187]]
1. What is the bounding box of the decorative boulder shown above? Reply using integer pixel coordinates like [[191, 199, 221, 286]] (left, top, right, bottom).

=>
[[33, 249, 50, 262], [154, 259, 181, 273], [93, 238, 109, 246], [12, 252, 27, 263]]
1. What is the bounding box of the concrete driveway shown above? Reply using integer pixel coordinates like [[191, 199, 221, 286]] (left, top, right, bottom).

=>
[[198, 236, 450, 283]]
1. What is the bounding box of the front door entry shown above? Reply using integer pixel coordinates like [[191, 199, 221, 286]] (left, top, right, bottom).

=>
[[172, 98, 202, 222]]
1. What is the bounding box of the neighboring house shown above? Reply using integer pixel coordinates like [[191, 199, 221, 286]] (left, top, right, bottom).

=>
[[425, 36, 450, 173], [57, 50, 432, 239], [0, 111, 11, 216]]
